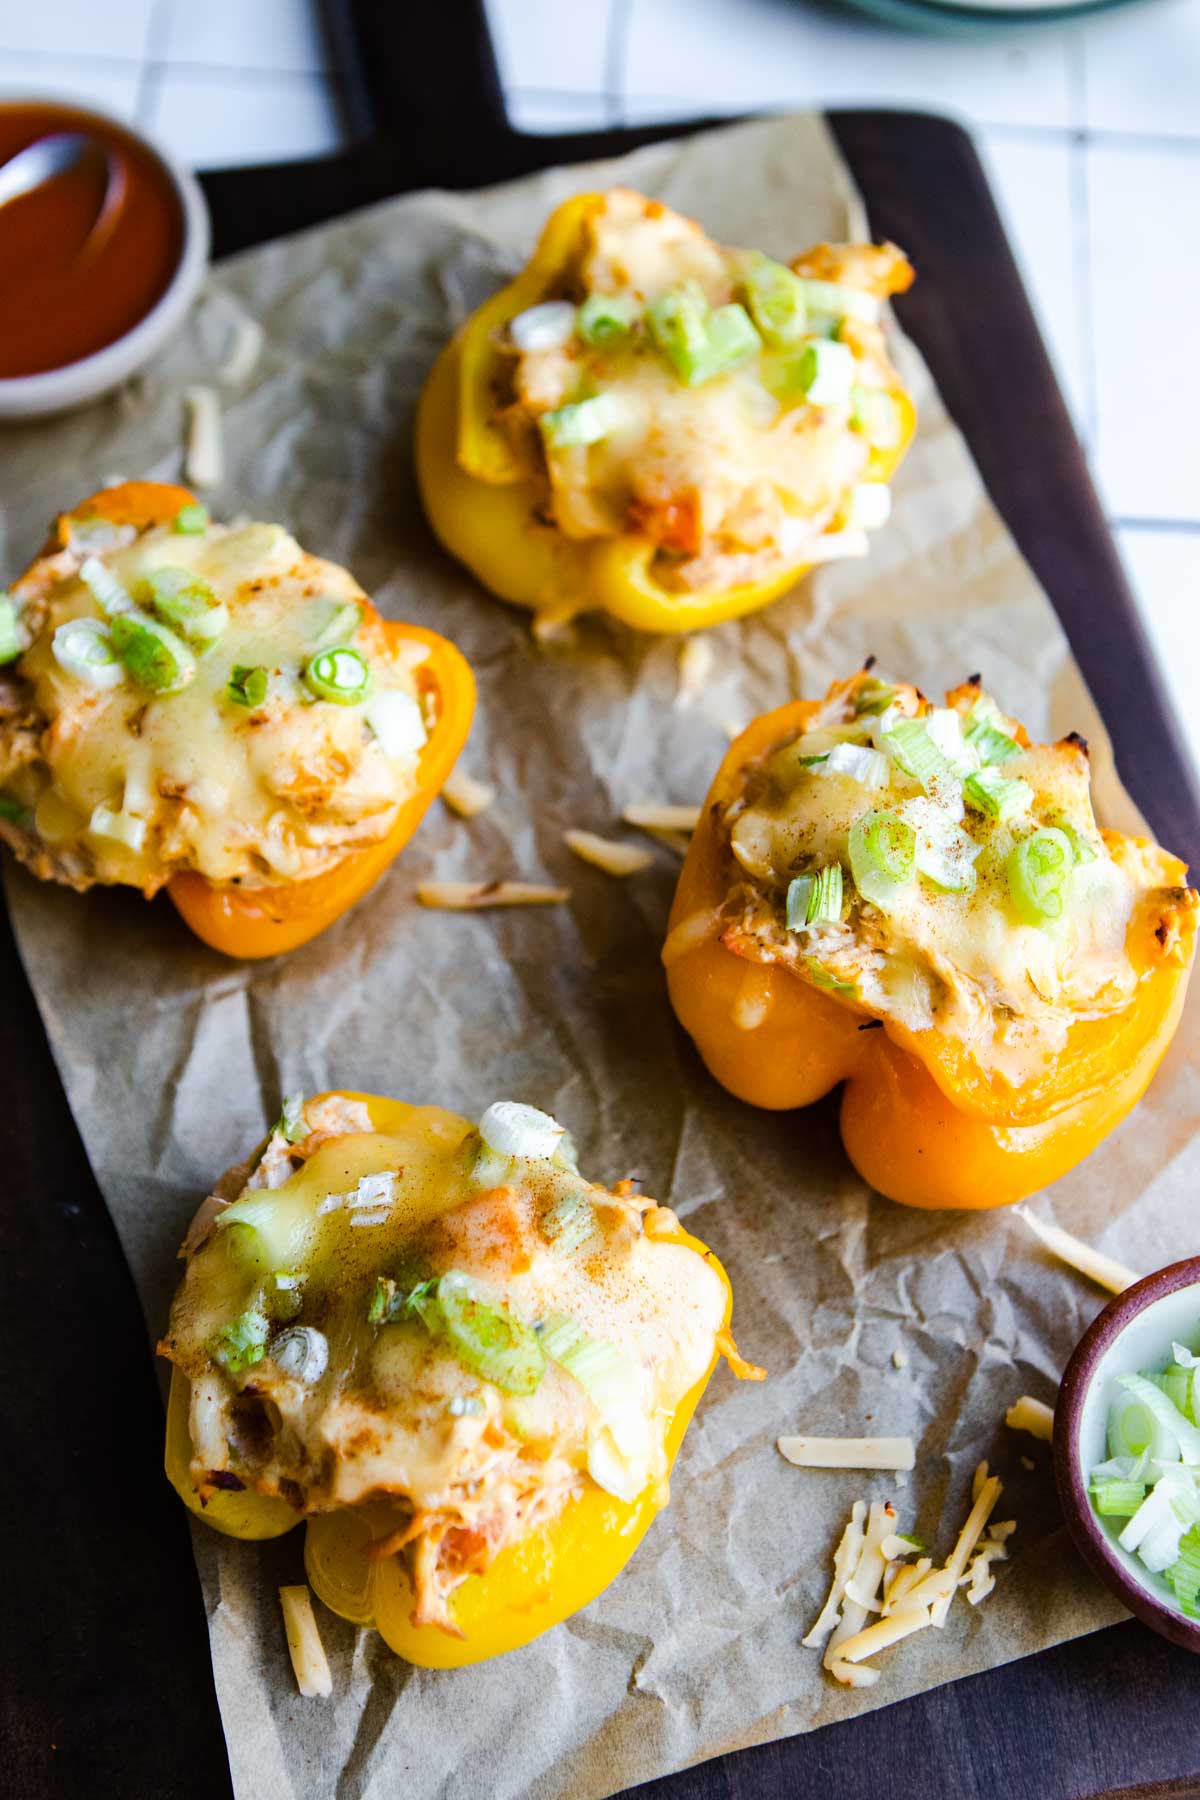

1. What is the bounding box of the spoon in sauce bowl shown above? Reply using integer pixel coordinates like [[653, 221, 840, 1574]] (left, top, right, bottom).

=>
[[0, 131, 125, 262]]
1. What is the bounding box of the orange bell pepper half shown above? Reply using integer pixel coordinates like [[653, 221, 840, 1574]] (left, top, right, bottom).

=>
[[35, 482, 475, 960], [415, 192, 916, 635], [665, 688, 1197, 1210], [163, 1090, 755, 1667]]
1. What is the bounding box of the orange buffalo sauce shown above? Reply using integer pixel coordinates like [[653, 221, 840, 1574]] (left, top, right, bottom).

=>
[[0, 102, 184, 379]]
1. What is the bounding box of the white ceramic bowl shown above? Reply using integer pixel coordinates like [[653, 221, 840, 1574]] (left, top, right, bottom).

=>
[[0, 96, 209, 421], [1055, 1257, 1200, 1653]]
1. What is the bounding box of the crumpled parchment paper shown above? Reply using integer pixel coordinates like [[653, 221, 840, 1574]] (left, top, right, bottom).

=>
[[2, 112, 1196, 1800]]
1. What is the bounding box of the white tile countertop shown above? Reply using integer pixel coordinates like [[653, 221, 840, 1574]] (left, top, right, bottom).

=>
[[0, 0, 1195, 772]]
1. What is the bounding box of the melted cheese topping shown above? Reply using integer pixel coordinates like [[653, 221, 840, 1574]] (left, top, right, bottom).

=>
[[504, 188, 910, 591], [0, 519, 429, 892], [161, 1097, 726, 1627], [721, 677, 1171, 1083]]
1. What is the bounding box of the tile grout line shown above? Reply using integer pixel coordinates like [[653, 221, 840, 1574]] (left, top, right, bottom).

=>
[[604, 0, 633, 130]]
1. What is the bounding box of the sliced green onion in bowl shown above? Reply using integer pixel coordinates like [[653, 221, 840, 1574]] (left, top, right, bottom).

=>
[[227, 664, 269, 709], [1007, 827, 1074, 927], [540, 393, 621, 449], [577, 292, 639, 346], [303, 646, 371, 706], [742, 255, 809, 346], [172, 502, 210, 534], [1107, 1389, 1182, 1464], [0, 596, 21, 665], [52, 618, 124, 688], [144, 566, 229, 650], [109, 611, 196, 695], [80, 555, 135, 618], [848, 808, 916, 908], [1117, 1374, 1200, 1463], [1090, 1478, 1148, 1517]]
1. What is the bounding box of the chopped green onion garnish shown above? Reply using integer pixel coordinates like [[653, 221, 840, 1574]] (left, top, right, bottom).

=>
[[52, 618, 123, 688], [542, 1191, 596, 1256], [79, 555, 134, 618], [848, 808, 916, 907], [964, 767, 1028, 821], [278, 1093, 306, 1143], [0, 596, 21, 665], [881, 717, 959, 797], [210, 1306, 269, 1375], [819, 743, 890, 788], [742, 255, 808, 346], [144, 567, 229, 649], [303, 646, 371, 706], [311, 600, 363, 648], [792, 338, 855, 408], [1007, 827, 1074, 926], [853, 677, 897, 716], [172, 503, 210, 534], [965, 719, 1021, 765], [540, 394, 621, 448], [367, 1275, 399, 1324], [702, 302, 763, 375], [786, 864, 844, 930], [110, 611, 196, 695], [227, 664, 269, 709], [409, 1272, 544, 1395], [786, 874, 814, 930], [804, 957, 857, 997], [577, 292, 639, 345], [850, 385, 902, 450], [1048, 810, 1100, 865], [795, 277, 881, 324], [1090, 1478, 1147, 1517], [0, 794, 25, 823], [647, 286, 713, 386]]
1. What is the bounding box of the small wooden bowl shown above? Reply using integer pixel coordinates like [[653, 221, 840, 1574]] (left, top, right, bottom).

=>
[[1055, 1256, 1200, 1653]]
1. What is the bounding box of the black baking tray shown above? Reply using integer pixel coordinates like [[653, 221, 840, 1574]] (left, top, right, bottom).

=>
[[3, 3, 1198, 1797]]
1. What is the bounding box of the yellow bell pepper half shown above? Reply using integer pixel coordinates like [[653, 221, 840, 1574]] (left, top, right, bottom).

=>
[[163, 1090, 751, 1667], [415, 194, 915, 635]]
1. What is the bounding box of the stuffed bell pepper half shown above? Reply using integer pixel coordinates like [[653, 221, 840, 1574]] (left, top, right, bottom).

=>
[[160, 1093, 761, 1667], [665, 669, 1197, 1209], [416, 187, 915, 634], [0, 482, 474, 956]]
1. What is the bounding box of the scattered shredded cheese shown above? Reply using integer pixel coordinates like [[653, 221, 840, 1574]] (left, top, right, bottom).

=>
[[217, 313, 264, 385], [778, 1435, 915, 1473], [184, 385, 224, 489], [891, 1348, 908, 1370], [1014, 1205, 1138, 1295], [642, 825, 692, 858], [622, 802, 702, 833], [441, 769, 496, 819], [417, 880, 569, 909], [279, 1585, 332, 1698], [804, 1469, 1012, 1688], [1005, 1395, 1054, 1442], [564, 829, 653, 877], [675, 636, 715, 709]]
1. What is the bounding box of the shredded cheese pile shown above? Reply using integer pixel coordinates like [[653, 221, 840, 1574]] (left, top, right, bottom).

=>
[[802, 1462, 1014, 1688]]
